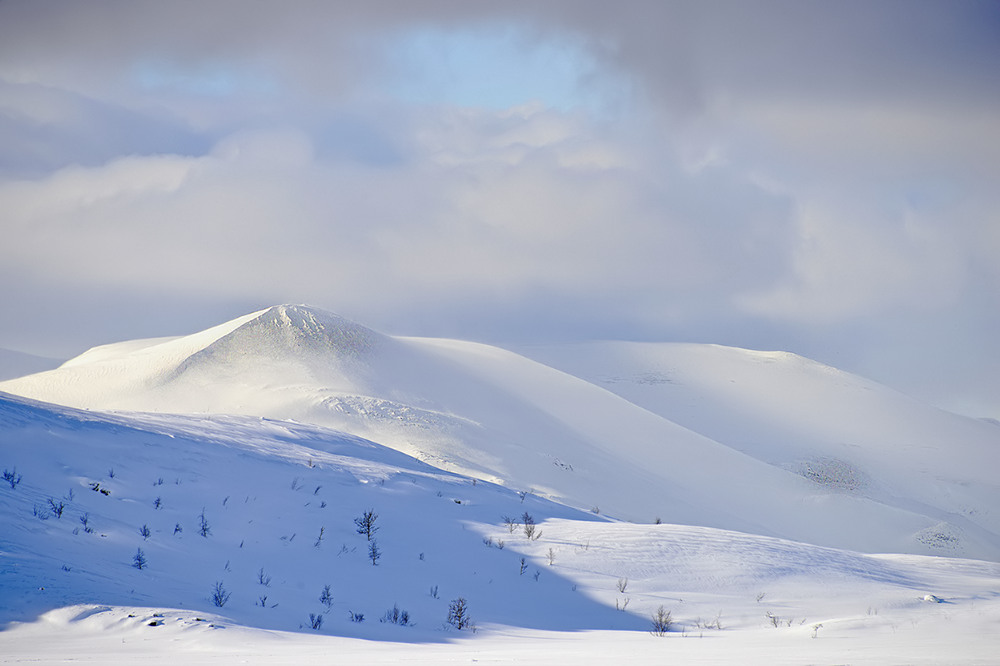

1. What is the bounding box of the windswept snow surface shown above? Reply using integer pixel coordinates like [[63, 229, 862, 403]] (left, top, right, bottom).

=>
[[1, 391, 999, 664], [2, 305, 998, 562]]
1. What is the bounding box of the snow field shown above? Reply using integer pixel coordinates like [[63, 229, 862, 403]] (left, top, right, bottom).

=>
[[3, 391, 999, 663]]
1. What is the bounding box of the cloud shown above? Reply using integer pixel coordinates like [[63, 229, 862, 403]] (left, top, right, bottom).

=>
[[0, 1, 997, 418]]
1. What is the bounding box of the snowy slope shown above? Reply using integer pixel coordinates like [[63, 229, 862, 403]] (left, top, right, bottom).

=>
[[1, 391, 998, 664], [519, 342, 1000, 557], [2, 305, 998, 561]]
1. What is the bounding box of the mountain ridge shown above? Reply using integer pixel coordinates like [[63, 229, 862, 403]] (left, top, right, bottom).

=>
[[1, 304, 997, 561]]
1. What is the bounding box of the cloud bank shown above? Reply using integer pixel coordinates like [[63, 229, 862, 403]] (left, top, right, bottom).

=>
[[1, 1, 997, 418]]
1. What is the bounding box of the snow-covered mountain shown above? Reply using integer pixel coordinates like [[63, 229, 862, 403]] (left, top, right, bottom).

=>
[[2, 305, 999, 663], [3, 304, 998, 562]]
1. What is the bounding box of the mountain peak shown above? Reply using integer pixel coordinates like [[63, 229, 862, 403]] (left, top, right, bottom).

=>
[[168, 305, 385, 377], [252, 304, 382, 356]]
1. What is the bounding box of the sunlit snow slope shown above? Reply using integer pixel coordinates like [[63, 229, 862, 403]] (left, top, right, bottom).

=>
[[2, 305, 997, 560]]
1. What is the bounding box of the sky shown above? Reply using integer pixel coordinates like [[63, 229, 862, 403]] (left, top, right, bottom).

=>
[[0, 0, 998, 419]]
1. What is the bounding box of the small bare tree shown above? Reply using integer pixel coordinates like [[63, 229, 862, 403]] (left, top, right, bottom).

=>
[[355, 509, 379, 541], [132, 548, 147, 570], [447, 597, 472, 630], [199, 509, 211, 537], [522, 512, 535, 539], [368, 539, 381, 566]]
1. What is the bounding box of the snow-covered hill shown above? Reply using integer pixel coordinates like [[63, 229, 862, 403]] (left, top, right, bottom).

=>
[[2, 304, 997, 562], [518, 341, 1000, 557], [2, 390, 998, 664]]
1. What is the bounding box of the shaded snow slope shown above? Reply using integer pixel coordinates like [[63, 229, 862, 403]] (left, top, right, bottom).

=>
[[2, 305, 998, 560], [0, 391, 606, 636], [1, 391, 998, 664]]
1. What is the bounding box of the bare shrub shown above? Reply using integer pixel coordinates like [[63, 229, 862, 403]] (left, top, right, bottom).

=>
[[199, 509, 211, 538], [319, 584, 333, 609], [2, 467, 21, 489], [212, 581, 230, 607], [651, 606, 672, 636], [381, 604, 410, 626], [47, 498, 65, 518]]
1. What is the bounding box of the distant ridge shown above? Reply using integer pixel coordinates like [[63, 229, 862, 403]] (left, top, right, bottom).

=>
[[0, 348, 62, 381]]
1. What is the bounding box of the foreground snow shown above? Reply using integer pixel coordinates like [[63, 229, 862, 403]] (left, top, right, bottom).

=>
[[4, 599, 1000, 666], [2, 391, 999, 664]]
